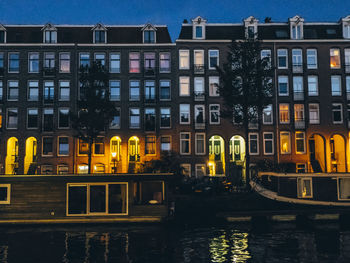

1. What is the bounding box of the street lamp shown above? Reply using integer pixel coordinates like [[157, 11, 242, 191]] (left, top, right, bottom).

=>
[[111, 152, 117, 174]]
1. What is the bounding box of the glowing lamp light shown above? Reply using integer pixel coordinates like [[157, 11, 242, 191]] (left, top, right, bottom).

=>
[[208, 161, 215, 167], [111, 152, 117, 158]]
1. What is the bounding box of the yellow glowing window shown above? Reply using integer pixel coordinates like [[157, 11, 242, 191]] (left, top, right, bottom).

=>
[[280, 132, 291, 154], [330, 49, 341, 68], [279, 104, 290, 123]]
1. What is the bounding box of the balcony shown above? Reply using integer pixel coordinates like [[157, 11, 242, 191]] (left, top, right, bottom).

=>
[[143, 67, 156, 76], [293, 91, 304, 101], [194, 64, 205, 74], [292, 63, 303, 73], [194, 92, 205, 101], [346, 64, 350, 74], [295, 120, 305, 129], [43, 67, 56, 76]]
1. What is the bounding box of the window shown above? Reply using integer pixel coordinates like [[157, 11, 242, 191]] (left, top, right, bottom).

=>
[[194, 50, 204, 68], [161, 136, 171, 151], [344, 23, 350, 39], [77, 164, 88, 174], [295, 132, 306, 154], [144, 53, 155, 71], [58, 165, 69, 175], [129, 108, 140, 128], [110, 53, 120, 73], [110, 80, 120, 101], [43, 108, 54, 131], [0, 81, 2, 100], [347, 76, 350, 96], [59, 81, 70, 101], [144, 108, 156, 131], [110, 107, 121, 129], [345, 49, 350, 72], [28, 81, 39, 101], [28, 52, 39, 73], [308, 76, 318, 96], [159, 52, 170, 73], [194, 105, 205, 127], [0, 30, 5, 43], [79, 53, 90, 67], [209, 104, 220, 124], [160, 108, 171, 128], [42, 137, 53, 156], [293, 76, 303, 100], [194, 77, 204, 100], [248, 133, 259, 155], [180, 132, 191, 155], [279, 104, 290, 124], [278, 76, 289, 96], [129, 80, 140, 101], [195, 25, 203, 39], [330, 48, 341, 69], [159, 80, 171, 100], [129, 52, 140, 73], [44, 30, 57, 43], [0, 53, 4, 71], [309, 103, 319, 124], [292, 49, 303, 71], [144, 30, 155, 43], [58, 137, 69, 156], [195, 133, 205, 155], [180, 164, 191, 177], [195, 164, 206, 177], [7, 80, 18, 101], [294, 104, 305, 124], [307, 49, 317, 69], [77, 139, 89, 156], [41, 165, 53, 175], [179, 76, 190, 96], [44, 53, 55, 70], [263, 132, 274, 155], [0, 109, 2, 129], [94, 30, 106, 43], [247, 26, 255, 39], [59, 53, 70, 73], [263, 104, 273, 124], [8, 53, 19, 73], [58, 108, 69, 128], [94, 53, 105, 66], [6, 108, 18, 129], [27, 109, 38, 129], [280, 131, 291, 154], [209, 76, 219, 97], [297, 178, 313, 198], [296, 163, 307, 173], [291, 24, 302, 39], [94, 137, 104, 155], [145, 136, 156, 155], [179, 50, 189, 69], [144, 80, 155, 101], [277, 49, 288, 69], [332, 103, 343, 124], [180, 104, 190, 124], [0, 185, 10, 204], [331, 76, 342, 96], [261, 49, 271, 68], [209, 50, 219, 69], [44, 81, 54, 103]]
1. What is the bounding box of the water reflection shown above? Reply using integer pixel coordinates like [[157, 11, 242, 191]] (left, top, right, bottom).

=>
[[0, 224, 350, 262]]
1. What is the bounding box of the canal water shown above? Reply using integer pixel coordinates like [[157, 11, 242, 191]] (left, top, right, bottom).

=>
[[0, 222, 349, 262]]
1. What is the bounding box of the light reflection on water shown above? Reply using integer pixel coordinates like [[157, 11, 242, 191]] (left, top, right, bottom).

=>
[[0, 224, 350, 262]]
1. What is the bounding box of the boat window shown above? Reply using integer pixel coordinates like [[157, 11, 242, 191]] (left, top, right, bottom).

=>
[[297, 178, 313, 198], [133, 181, 164, 205], [89, 185, 106, 213], [0, 184, 10, 204], [68, 185, 87, 215], [338, 178, 350, 200], [109, 184, 127, 214]]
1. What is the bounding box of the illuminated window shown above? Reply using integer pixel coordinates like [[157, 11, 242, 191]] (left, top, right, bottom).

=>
[[332, 103, 343, 124], [248, 133, 259, 155], [309, 103, 320, 124], [145, 136, 156, 155], [195, 133, 205, 155], [59, 53, 70, 73], [279, 104, 290, 124], [78, 139, 89, 155], [179, 104, 190, 124], [110, 136, 121, 161], [307, 49, 317, 69], [308, 76, 318, 96], [160, 108, 171, 128], [180, 164, 191, 177], [263, 132, 274, 155], [58, 165, 69, 175], [28, 52, 39, 73], [78, 164, 88, 174], [0, 108, 2, 128], [280, 131, 291, 154], [195, 164, 206, 177], [94, 163, 105, 173], [331, 76, 342, 96], [278, 76, 288, 96], [209, 104, 220, 124], [263, 104, 273, 124], [41, 165, 53, 175], [295, 132, 306, 154], [296, 163, 307, 173], [179, 76, 190, 96], [28, 81, 39, 101], [180, 132, 190, 155], [160, 136, 171, 151], [294, 104, 305, 123], [209, 50, 219, 69], [194, 50, 204, 67], [330, 48, 341, 68], [159, 52, 170, 73], [297, 178, 313, 198], [129, 52, 140, 73], [179, 50, 189, 69], [209, 76, 219, 97], [110, 53, 120, 73], [277, 49, 288, 69]]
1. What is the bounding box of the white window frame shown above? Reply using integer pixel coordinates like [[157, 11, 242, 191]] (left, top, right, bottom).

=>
[[209, 76, 220, 97], [295, 131, 306, 154], [280, 131, 291, 154], [308, 76, 318, 96], [208, 49, 219, 70], [195, 164, 206, 178], [248, 133, 259, 155], [331, 75, 342, 96], [309, 103, 320, 124], [6, 108, 18, 130], [277, 49, 288, 69], [179, 50, 190, 70], [209, 104, 220, 125], [193, 24, 205, 39], [180, 132, 191, 155], [263, 132, 274, 155], [195, 133, 206, 155], [262, 104, 273, 125], [160, 107, 171, 129], [28, 52, 39, 73], [297, 178, 313, 198], [59, 52, 71, 73], [279, 103, 290, 124], [306, 49, 317, 69], [109, 80, 121, 101], [194, 50, 204, 67], [109, 52, 121, 73], [59, 80, 70, 101], [27, 108, 38, 130], [27, 80, 39, 101], [332, 103, 343, 124], [278, 76, 289, 96], [330, 48, 341, 69], [179, 76, 190, 96], [58, 136, 69, 156], [179, 104, 190, 124], [160, 135, 171, 152], [129, 107, 140, 129]]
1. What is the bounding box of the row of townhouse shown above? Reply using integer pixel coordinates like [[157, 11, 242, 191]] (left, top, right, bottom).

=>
[[0, 15, 350, 182]]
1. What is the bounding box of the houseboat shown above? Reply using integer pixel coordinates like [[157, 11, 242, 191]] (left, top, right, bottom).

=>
[[250, 172, 350, 206], [0, 173, 174, 224]]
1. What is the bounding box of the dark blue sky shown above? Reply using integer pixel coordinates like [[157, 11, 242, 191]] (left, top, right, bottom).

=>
[[1, 0, 350, 41]]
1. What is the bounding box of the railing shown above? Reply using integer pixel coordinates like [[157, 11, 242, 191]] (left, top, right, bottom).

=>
[[194, 64, 205, 74], [159, 67, 170, 73], [194, 92, 205, 101], [43, 97, 54, 104], [143, 67, 156, 76], [194, 121, 205, 129], [292, 63, 303, 73], [295, 120, 305, 129], [293, 91, 304, 101], [42, 67, 56, 76], [345, 64, 350, 73], [144, 96, 156, 103]]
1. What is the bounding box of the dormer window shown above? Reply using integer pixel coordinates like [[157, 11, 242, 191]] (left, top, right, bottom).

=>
[[342, 15, 350, 39], [142, 24, 157, 44], [0, 25, 6, 43], [244, 16, 258, 39], [289, 15, 304, 40], [42, 23, 57, 43], [192, 16, 206, 40], [92, 23, 107, 44]]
